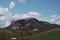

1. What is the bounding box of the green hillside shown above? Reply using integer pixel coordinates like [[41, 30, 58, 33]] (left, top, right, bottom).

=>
[[0, 28, 60, 40], [26, 29, 60, 40]]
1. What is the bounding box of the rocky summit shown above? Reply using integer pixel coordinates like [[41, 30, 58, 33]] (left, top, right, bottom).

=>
[[6, 18, 60, 32]]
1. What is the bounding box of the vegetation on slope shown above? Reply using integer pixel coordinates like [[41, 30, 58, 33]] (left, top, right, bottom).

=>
[[0, 28, 60, 40], [27, 28, 60, 40]]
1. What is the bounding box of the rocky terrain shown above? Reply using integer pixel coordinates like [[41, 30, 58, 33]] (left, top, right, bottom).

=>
[[6, 18, 60, 32]]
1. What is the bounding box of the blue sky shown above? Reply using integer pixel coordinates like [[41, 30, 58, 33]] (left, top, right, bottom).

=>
[[0, 0, 60, 14], [0, 0, 60, 28]]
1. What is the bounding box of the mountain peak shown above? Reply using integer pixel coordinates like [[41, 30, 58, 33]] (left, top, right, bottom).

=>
[[5, 18, 60, 31], [24, 17, 38, 21]]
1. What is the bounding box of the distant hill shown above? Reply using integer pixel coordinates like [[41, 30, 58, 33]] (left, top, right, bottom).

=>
[[6, 18, 60, 32]]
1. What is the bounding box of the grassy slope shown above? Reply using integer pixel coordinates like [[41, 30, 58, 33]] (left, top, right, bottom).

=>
[[0, 28, 60, 40], [25, 28, 60, 40]]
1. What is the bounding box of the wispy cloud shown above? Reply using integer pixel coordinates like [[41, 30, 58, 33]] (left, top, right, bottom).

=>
[[0, 7, 10, 28], [10, 1, 15, 9], [0, 13, 12, 28], [18, 0, 27, 4], [12, 11, 40, 19], [42, 15, 60, 24], [0, 1, 60, 28], [28, 11, 39, 16], [0, 7, 9, 15]]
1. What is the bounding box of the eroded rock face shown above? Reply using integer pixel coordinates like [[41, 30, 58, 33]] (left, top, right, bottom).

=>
[[6, 18, 60, 31]]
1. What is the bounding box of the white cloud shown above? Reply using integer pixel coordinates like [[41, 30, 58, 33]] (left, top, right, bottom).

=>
[[57, 21, 60, 25], [43, 15, 60, 24], [10, 1, 15, 9], [50, 15, 60, 22], [0, 7, 10, 27], [0, 9, 60, 28], [0, 20, 11, 28], [21, 11, 40, 19], [0, 1, 41, 28], [5, 21, 11, 27], [50, 19, 55, 22], [0, 7, 12, 28], [12, 11, 40, 19], [28, 11, 39, 16], [51, 15, 60, 19], [0, 1, 60, 28], [0, 7, 9, 15], [12, 14, 21, 20], [0, 14, 12, 28], [51, 15, 57, 19], [18, 0, 26, 4], [22, 14, 29, 18]]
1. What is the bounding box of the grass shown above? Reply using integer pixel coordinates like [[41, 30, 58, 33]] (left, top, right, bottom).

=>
[[0, 28, 60, 40], [25, 28, 60, 40]]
